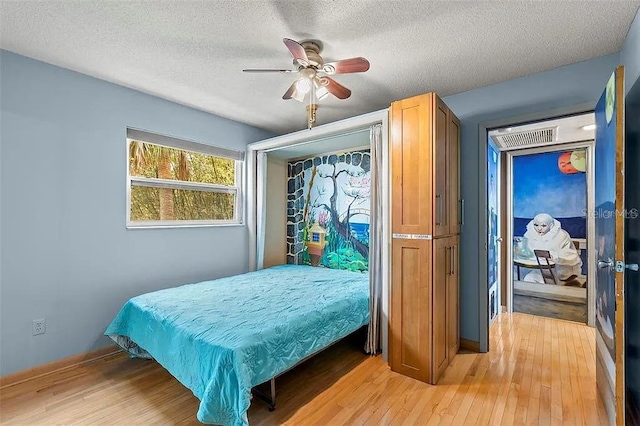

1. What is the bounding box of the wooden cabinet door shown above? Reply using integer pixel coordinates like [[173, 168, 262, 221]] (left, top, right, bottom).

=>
[[390, 93, 459, 386], [448, 237, 460, 362], [448, 112, 461, 235], [390, 94, 436, 384], [391, 94, 433, 237], [433, 97, 449, 237], [390, 239, 432, 383], [432, 237, 449, 383]]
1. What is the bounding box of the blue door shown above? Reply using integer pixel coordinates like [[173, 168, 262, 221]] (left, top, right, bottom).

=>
[[625, 75, 640, 425], [594, 66, 625, 425]]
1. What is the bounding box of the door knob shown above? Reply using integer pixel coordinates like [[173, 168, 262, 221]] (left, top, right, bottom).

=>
[[598, 259, 614, 269], [614, 261, 639, 272], [496, 237, 503, 243]]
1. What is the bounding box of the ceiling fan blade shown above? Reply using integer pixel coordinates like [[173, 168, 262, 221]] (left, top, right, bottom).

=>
[[322, 57, 370, 74], [282, 81, 296, 99], [322, 77, 351, 100], [282, 81, 305, 102], [283, 38, 309, 66], [243, 69, 296, 73]]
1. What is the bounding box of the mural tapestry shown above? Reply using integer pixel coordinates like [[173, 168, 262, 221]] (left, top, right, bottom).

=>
[[512, 149, 588, 287], [287, 150, 370, 272]]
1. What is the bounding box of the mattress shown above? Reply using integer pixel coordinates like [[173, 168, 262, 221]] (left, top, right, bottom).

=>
[[104, 264, 370, 426]]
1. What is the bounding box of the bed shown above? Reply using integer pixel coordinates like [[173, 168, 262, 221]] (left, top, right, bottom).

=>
[[104, 264, 370, 426]]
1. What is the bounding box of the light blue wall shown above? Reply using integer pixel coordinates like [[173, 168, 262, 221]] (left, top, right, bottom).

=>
[[0, 50, 274, 376], [622, 7, 640, 93], [443, 52, 621, 343], [2, 21, 636, 372]]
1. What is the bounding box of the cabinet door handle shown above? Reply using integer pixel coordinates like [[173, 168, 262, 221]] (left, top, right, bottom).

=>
[[446, 247, 451, 276], [436, 194, 442, 226], [459, 199, 464, 226], [452, 245, 455, 275], [450, 245, 453, 275]]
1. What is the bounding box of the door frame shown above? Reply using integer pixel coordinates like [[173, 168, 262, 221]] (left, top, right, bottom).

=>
[[504, 140, 595, 326], [612, 66, 626, 426], [487, 139, 502, 324], [478, 102, 595, 350]]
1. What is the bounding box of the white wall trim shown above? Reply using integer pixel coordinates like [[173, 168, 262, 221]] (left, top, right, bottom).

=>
[[247, 110, 388, 151], [586, 143, 596, 327], [256, 151, 267, 269]]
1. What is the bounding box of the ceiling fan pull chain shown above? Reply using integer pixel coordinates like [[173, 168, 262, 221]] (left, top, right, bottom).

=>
[[308, 83, 317, 129], [307, 104, 318, 130]]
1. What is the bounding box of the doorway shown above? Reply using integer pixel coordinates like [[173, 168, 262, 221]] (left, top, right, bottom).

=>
[[478, 66, 629, 423], [487, 112, 596, 326]]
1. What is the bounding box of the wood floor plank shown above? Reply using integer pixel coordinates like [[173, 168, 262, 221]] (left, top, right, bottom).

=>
[[550, 319, 564, 422], [0, 314, 608, 426], [487, 315, 522, 424], [539, 385, 552, 425]]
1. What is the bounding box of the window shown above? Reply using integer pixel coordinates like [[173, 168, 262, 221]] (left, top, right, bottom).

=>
[[126, 129, 243, 228]]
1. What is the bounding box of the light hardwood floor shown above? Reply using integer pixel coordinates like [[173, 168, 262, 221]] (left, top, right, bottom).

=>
[[0, 313, 608, 425]]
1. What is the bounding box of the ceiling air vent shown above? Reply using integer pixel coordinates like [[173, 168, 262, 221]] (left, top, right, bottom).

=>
[[491, 126, 558, 150]]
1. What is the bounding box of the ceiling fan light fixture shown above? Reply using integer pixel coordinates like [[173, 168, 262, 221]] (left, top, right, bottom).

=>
[[316, 86, 329, 100], [291, 88, 306, 103], [313, 77, 329, 100], [244, 38, 369, 127], [295, 78, 311, 95]]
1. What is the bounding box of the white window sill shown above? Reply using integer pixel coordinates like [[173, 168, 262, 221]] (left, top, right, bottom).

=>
[[126, 221, 245, 230]]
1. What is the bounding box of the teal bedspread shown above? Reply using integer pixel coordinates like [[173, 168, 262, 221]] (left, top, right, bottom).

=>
[[104, 265, 370, 426]]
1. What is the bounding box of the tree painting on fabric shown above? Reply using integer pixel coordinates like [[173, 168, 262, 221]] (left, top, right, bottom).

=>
[[287, 151, 370, 272]]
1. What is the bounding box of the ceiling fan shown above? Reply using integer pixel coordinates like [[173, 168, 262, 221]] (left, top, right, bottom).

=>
[[243, 38, 370, 104]]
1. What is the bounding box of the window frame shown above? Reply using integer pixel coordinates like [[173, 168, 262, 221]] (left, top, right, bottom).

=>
[[126, 128, 244, 229]]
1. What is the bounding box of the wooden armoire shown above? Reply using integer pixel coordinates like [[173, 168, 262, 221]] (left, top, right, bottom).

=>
[[389, 93, 460, 385]]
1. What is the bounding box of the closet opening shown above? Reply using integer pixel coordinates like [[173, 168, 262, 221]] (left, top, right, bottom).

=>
[[261, 129, 372, 270], [487, 112, 596, 326], [246, 110, 390, 359]]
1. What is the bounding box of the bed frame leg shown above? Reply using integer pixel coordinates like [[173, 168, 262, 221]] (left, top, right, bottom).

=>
[[252, 377, 276, 412], [270, 378, 276, 411]]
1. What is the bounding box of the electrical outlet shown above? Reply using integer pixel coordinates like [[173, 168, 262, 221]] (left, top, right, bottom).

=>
[[32, 318, 46, 336]]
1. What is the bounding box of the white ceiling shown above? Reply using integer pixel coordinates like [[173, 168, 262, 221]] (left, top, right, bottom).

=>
[[1, 1, 638, 134], [488, 112, 595, 151]]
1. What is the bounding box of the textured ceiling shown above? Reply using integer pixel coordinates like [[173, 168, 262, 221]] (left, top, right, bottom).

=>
[[1, 1, 638, 134]]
